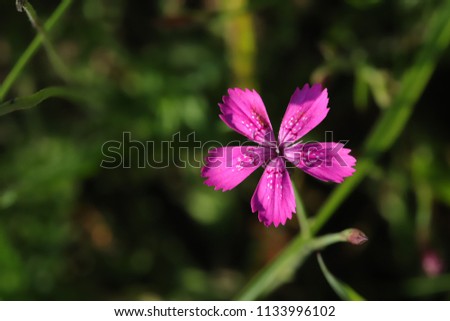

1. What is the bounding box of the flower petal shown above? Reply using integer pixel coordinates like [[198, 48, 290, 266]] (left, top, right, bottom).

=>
[[278, 84, 329, 144], [219, 88, 275, 144], [284, 142, 356, 183], [251, 157, 296, 227], [201, 146, 267, 191]]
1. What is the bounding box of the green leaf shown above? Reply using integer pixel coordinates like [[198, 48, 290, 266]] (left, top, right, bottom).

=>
[[317, 253, 365, 301], [0, 87, 84, 116], [403, 274, 450, 298]]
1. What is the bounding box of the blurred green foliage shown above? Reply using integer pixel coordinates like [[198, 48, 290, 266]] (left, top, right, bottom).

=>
[[0, 0, 449, 300]]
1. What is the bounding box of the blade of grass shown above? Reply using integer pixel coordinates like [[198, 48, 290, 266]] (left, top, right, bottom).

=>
[[317, 253, 365, 300], [20, 1, 72, 82], [0, 0, 73, 101], [0, 86, 85, 116], [237, 0, 450, 300], [403, 274, 450, 297]]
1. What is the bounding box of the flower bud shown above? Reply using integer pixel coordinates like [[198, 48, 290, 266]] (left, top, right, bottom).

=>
[[344, 228, 368, 245], [422, 250, 444, 277]]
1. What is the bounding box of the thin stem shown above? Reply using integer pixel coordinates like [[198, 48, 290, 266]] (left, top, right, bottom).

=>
[[16, 0, 26, 12], [310, 158, 374, 234], [292, 183, 311, 239], [0, 0, 73, 101], [0, 86, 86, 116], [22, 1, 72, 82], [235, 231, 347, 300]]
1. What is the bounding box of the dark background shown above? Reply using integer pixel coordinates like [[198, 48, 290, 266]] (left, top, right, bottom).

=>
[[0, 0, 449, 300]]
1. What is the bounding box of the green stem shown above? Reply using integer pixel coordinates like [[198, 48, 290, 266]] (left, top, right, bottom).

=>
[[317, 253, 365, 300], [22, 1, 72, 82], [0, 0, 73, 101], [310, 158, 374, 234], [235, 231, 347, 300], [292, 183, 311, 238], [0, 86, 86, 116]]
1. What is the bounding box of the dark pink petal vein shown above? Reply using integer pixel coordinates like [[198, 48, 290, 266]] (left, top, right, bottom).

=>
[[201, 146, 266, 191], [219, 88, 275, 144], [278, 84, 329, 145], [250, 157, 296, 227], [284, 142, 356, 183]]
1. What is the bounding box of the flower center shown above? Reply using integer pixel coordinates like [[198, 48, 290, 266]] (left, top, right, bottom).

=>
[[264, 142, 285, 162]]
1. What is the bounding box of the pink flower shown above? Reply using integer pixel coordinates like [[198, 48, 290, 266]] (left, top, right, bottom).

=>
[[201, 84, 356, 227], [422, 250, 444, 277]]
